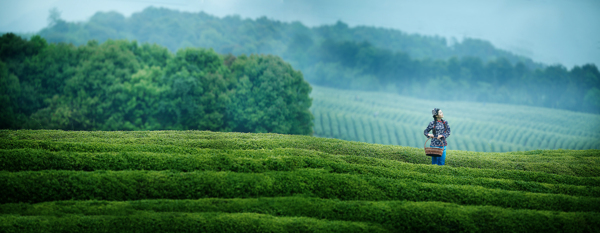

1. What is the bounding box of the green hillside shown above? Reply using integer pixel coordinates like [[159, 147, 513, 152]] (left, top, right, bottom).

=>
[[311, 86, 600, 152], [1, 130, 599, 232]]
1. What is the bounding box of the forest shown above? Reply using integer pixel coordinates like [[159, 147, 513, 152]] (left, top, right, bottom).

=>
[[33, 7, 600, 113], [0, 33, 313, 134]]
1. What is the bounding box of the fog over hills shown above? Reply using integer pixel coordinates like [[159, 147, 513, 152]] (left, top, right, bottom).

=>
[[1, 0, 598, 68]]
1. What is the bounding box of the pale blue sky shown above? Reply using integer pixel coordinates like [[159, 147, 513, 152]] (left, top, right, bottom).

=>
[[1, 0, 599, 68]]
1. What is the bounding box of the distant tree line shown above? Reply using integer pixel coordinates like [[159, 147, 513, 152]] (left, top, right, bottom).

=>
[[302, 40, 600, 112], [27, 7, 600, 113], [39, 7, 540, 68], [0, 33, 313, 134]]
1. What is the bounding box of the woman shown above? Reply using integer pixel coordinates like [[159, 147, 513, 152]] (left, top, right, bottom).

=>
[[424, 108, 451, 165]]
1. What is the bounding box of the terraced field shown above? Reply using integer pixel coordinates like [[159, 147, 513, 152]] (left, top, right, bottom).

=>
[[1, 130, 599, 232], [310, 86, 600, 152]]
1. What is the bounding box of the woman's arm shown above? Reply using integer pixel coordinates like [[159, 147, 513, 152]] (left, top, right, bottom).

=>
[[423, 122, 433, 138], [442, 121, 451, 138]]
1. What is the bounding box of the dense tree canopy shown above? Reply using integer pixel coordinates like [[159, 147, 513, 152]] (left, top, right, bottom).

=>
[[0, 33, 313, 133], [30, 7, 600, 113], [227, 54, 312, 135]]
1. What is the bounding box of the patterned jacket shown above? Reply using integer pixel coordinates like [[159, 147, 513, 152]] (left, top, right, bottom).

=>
[[423, 120, 451, 147]]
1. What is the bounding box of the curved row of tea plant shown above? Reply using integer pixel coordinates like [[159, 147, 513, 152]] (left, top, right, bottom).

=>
[[3, 198, 598, 233], [312, 108, 532, 152], [1, 130, 599, 177], [310, 86, 600, 152], [1, 130, 599, 232], [2, 149, 599, 196], [1, 211, 387, 233]]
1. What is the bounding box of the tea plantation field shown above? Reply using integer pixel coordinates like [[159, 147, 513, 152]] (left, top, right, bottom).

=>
[[1, 130, 599, 232], [311, 86, 600, 152]]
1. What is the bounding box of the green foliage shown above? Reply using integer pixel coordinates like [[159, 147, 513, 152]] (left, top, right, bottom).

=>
[[307, 40, 600, 113], [0, 34, 313, 135], [2, 148, 599, 196], [2, 198, 598, 233], [0, 61, 22, 128], [0, 211, 387, 233], [2, 130, 599, 176], [4, 169, 600, 212], [227, 54, 313, 134], [161, 48, 232, 130], [311, 86, 600, 152], [0, 34, 49, 128], [30, 7, 600, 113], [0, 130, 599, 232]]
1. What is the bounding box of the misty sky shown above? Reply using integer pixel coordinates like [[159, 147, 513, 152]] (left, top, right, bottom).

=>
[[1, 0, 599, 68]]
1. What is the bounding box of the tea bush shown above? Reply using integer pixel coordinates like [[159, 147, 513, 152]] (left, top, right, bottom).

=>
[[0, 130, 598, 232]]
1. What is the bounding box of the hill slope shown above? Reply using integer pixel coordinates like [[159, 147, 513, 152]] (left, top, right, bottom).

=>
[[1, 130, 599, 232], [311, 85, 600, 152]]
